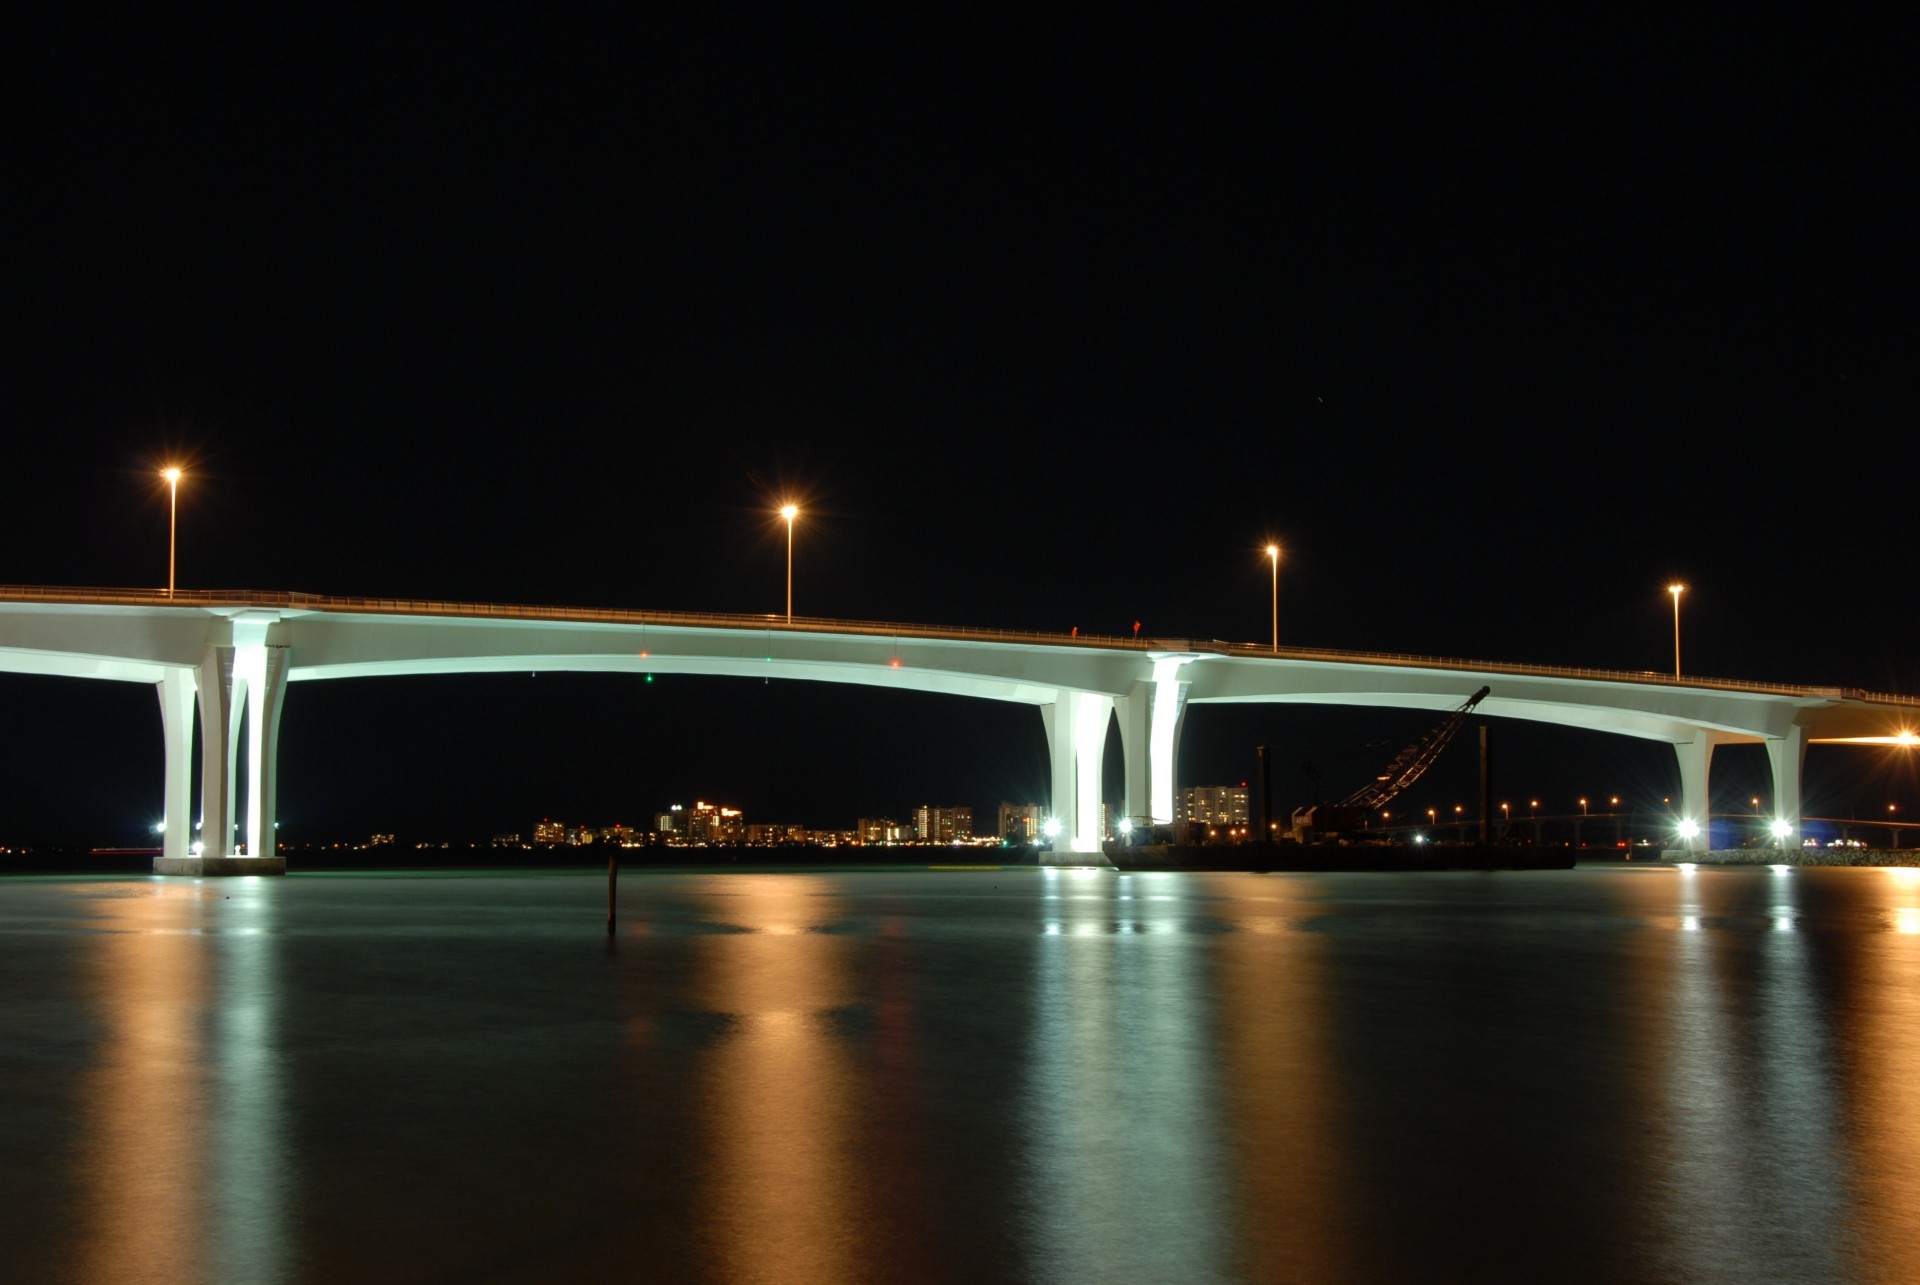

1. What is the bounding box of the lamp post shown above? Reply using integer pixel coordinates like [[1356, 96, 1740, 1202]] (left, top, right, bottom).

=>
[[1266, 544, 1280, 653], [161, 468, 183, 597], [1668, 583, 1686, 677], [780, 504, 799, 622]]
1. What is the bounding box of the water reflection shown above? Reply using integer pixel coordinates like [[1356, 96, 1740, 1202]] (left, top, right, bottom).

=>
[[1021, 869, 1232, 1284], [16, 864, 1920, 1282], [1207, 874, 1356, 1282], [207, 877, 289, 1283], [1660, 867, 1849, 1281], [73, 878, 288, 1281], [1843, 870, 1920, 1278], [76, 882, 211, 1282], [691, 875, 865, 1285]]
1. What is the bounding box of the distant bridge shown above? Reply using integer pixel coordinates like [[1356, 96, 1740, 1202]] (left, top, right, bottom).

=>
[[4, 585, 1916, 866]]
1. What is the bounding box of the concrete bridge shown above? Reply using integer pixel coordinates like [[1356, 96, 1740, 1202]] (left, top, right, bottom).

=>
[[4, 586, 1916, 869]]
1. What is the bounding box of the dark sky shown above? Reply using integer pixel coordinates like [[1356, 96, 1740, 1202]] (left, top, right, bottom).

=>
[[6, 12, 1916, 845]]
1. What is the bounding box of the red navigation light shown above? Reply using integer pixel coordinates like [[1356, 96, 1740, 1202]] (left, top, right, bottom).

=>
[[890, 659, 901, 668]]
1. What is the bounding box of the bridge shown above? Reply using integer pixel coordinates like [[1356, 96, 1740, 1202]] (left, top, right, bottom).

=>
[[4, 585, 1917, 869]]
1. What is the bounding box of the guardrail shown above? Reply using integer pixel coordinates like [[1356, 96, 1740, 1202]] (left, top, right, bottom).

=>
[[3, 584, 1914, 706]]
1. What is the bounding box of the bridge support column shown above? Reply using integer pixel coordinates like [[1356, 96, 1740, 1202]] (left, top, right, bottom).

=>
[[1145, 657, 1194, 825], [1766, 727, 1807, 849], [1672, 730, 1743, 852], [1041, 690, 1113, 859], [197, 644, 242, 859], [156, 668, 196, 862], [162, 625, 289, 874], [243, 644, 290, 861], [1117, 683, 1149, 831]]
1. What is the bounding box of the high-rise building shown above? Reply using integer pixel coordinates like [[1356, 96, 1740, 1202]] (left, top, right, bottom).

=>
[[533, 818, 567, 845], [858, 817, 907, 844], [998, 803, 1044, 841], [1177, 786, 1249, 826], [914, 805, 972, 842], [685, 801, 744, 844]]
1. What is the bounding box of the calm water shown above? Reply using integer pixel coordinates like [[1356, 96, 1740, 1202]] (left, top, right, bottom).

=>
[[3, 863, 1919, 1284]]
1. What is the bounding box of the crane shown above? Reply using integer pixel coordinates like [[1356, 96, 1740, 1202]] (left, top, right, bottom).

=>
[[1290, 686, 1491, 839]]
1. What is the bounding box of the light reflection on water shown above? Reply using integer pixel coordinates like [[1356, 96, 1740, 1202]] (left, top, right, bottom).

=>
[[691, 875, 865, 1285], [1, 865, 1918, 1283]]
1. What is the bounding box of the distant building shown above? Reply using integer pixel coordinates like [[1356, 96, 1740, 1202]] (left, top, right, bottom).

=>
[[368, 833, 395, 847], [491, 833, 523, 848], [914, 805, 973, 843], [655, 806, 684, 837], [999, 803, 1044, 842], [1177, 786, 1249, 827], [686, 801, 744, 844], [858, 817, 906, 844], [533, 818, 567, 846]]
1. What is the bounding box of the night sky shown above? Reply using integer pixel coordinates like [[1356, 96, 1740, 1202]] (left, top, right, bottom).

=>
[[7, 12, 1915, 846]]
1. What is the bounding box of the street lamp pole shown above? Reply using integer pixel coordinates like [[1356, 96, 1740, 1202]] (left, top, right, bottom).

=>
[[1266, 544, 1280, 653], [162, 468, 183, 597], [780, 504, 799, 622], [1668, 583, 1686, 678]]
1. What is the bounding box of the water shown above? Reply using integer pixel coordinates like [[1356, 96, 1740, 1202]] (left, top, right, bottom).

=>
[[3, 863, 1918, 1284]]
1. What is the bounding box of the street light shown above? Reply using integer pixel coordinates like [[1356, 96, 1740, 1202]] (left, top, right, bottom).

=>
[[161, 467, 183, 597], [1266, 544, 1280, 653], [1668, 583, 1686, 677], [779, 504, 799, 622]]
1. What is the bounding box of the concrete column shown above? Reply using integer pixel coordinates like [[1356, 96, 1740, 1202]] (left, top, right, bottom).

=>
[[156, 668, 197, 862], [1041, 691, 1115, 857], [1766, 727, 1807, 848], [197, 645, 241, 859], [243, 645, 290, 860], [1117, 682, 1151, 829], [1671, 735, 1717, 852], [1148, 657, 1194, 824]]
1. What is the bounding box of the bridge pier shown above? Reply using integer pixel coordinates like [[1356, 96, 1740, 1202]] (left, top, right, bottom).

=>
[[156, 668, 196, 862], [1041, 690, 1113, 859], [154, 622, 289, 876], [1765, 728, 1807, 848], [1672, 733, 1727, 852], [1146, 657, 1193, 827], [1671, 726, 1809, 852]]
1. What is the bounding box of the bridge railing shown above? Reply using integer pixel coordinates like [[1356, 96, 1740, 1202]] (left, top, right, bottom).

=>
[[3, 584, 1913, 706]]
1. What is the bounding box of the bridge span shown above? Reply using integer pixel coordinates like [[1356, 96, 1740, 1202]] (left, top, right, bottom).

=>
[[4, 586, 1916, 867]]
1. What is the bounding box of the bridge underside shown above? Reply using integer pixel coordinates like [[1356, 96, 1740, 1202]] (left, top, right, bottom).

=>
[[5, 594, 1916, 864]]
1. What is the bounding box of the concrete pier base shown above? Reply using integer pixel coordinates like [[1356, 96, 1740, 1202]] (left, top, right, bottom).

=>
[[153, 856, 287, 876], [1656, 849, 1919, 867]]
